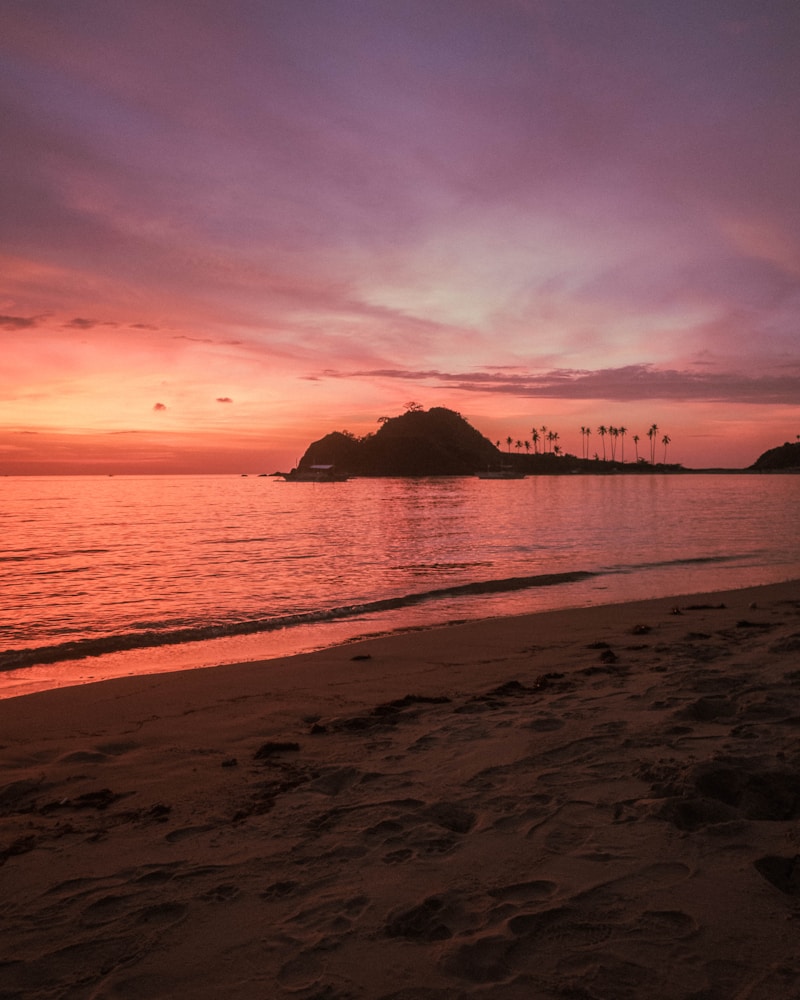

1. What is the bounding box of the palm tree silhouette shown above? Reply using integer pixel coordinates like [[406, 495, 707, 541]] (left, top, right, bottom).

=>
[[633, 434, 640, 463], [506, 435, 513, 454], [648, 424, 659, 464], [531, 429, 540, 455], [619, 426, 627, 464], [662, 434, 671, 464], [610, 426, 618, 462], [598, 425, 607, 461]]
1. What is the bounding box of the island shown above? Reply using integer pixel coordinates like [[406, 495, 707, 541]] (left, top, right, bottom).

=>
[[273, 405, 800, 479]]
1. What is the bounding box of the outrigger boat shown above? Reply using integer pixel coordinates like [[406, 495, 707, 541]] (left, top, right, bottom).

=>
[[476, 465, 527, 479], [273, 464, 349, 482]]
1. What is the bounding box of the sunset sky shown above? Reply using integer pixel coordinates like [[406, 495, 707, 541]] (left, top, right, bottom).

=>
[[2, 0, 799, 473]]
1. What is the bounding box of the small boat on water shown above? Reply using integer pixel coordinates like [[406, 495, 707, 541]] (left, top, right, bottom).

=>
[[273, 464, 350, 482], [476, 466, 527, 480]]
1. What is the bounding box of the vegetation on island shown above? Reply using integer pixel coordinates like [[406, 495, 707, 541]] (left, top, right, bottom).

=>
[[293, 404, 684, 477], [749, 439, 800, 472]]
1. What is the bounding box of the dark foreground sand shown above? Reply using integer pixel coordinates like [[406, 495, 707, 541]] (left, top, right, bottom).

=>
[[1, 581, 800, 999]]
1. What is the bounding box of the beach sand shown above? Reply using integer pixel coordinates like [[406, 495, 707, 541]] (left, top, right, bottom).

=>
[[1, 580, 799, 999]]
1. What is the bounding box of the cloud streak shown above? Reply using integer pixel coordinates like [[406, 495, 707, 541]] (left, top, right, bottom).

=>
[[0, 315, 38, 329], [323, 363, 800, 405]]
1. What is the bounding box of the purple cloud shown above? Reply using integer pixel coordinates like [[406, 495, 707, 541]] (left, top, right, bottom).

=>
[[322, 364, 800, 405]]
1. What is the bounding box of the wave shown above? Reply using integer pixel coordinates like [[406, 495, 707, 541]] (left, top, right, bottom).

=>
[[606, 553, 750, 573], [0, 547, 110, 564], [0, 570, 597, 671]]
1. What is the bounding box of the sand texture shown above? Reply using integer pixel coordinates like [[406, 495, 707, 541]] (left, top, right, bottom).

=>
[[2, 581, 800, 999]]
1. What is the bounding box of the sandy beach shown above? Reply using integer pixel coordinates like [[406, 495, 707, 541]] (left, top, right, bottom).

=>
[[2, 580, 799, 999]]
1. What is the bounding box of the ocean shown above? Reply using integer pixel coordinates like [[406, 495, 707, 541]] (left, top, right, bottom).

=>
[[1, 473, 797, 698]]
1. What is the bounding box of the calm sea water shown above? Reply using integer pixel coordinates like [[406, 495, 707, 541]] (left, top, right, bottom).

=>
[[1, 474, 797, 697]]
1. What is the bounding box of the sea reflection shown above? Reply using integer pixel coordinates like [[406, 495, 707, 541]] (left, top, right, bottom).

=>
[[0, 473, 797, 696]]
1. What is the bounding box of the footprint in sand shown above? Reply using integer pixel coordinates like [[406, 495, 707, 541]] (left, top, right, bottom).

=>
[[525, 715, 565, 732], [753, 855, 800, 895], [278, 947, 325, 991], [356, 799, 476, 862], [440, 933, 513, 983], [308, 766, 364, 796], [164, 824, 215, 843], [80, 893, 140, 927], [57, 749, 110, 764], [487, 879, 558, 904], [572, 861, 692, 907], [384, 896, 456, 942], [94, 741, 139, 756], [201, 883, 240, 903], [629, 908, 698, 941], [133, 901, 188, 927]]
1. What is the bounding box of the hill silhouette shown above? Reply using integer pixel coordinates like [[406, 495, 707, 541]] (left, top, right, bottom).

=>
[[299, 406, 502, 476], [750, 441, 800, 471]]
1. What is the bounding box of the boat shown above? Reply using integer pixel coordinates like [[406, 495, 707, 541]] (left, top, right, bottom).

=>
[[273, 464, 350, 482], [476, 466, 527, 479]]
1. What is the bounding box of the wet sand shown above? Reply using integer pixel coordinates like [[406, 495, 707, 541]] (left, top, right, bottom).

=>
[[1, 580, 799, 999]]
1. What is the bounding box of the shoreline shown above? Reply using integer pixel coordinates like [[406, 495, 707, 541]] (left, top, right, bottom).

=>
[[3, 571, 798, 702], [2, 579, 799, 998]]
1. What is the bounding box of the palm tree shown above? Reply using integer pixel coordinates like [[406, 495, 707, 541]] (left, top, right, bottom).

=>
[[515, 440, 523, 455], [524, 440, 531, 456], [597, 425, 607, 461], [662, 434, 671, 464], [648, 423, 659, 464], [540, 426, 548, 453], [633, 434, 640, 463], [580, 425, 593, 460], [506, 435, 513, 454], [618, 426, 627, 464], [610, 426, 618, 461], [531, 429, 540, 455]]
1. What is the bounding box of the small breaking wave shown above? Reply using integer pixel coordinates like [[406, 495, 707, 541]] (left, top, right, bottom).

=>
[[605, 553, 752, 574], [0, 570, 597, 671]]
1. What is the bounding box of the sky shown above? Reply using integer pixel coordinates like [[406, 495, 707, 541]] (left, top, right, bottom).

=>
[[2, 0, 799, 474]]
